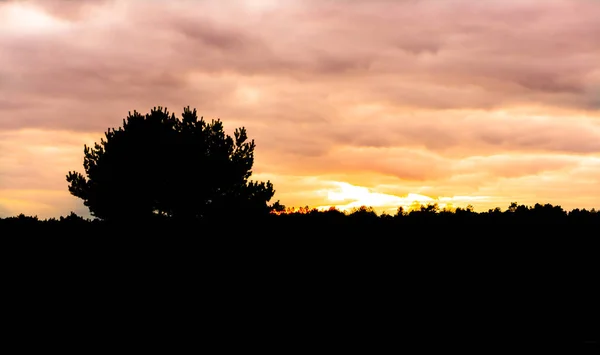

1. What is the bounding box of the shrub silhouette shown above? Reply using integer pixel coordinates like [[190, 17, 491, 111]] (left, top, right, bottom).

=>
[[66, 106, 279, 221]]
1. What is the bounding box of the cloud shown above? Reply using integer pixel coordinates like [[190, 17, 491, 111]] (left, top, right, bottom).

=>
[[329, 108, 600, 156], [1, 0, 600, 217], [0, 129, 96, 190], [24, 0, 115, 21], [2, 0, 599, 131]]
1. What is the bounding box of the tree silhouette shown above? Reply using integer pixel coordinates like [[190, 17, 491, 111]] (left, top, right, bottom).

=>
[[66, 106, 278, 221]]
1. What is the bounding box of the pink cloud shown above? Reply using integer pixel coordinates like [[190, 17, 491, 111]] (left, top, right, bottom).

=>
[[1, 0, 600, 217]]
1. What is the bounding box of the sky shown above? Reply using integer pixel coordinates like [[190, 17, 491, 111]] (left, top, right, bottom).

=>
[[1, 0, 600, 218]]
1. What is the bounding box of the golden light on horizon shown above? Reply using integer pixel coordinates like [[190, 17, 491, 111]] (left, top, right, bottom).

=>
[[316, 182, 488, 215]]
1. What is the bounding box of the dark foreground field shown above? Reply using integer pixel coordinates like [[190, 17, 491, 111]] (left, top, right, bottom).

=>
[[1, 208, 597, 351]]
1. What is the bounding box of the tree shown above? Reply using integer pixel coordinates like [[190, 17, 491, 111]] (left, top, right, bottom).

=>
[[66, 106, 279, 221], [348, 205, 378, 222]]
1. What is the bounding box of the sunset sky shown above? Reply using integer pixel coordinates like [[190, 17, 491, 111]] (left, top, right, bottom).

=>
[[1, 0, 600, 218]]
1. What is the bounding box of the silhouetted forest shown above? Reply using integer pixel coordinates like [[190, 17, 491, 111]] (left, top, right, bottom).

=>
[[2, 202, 598, 349], [1, 106, 597, 349], [4, 201, 600, 232]]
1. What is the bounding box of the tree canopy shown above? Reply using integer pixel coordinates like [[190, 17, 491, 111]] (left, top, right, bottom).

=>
[[66, 106, 279, 221]]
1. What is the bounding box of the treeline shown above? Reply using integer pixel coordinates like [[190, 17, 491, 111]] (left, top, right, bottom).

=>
[[2, 201, 597, 347], [2, 107, 597, 347], [3, 202, 600, 232]]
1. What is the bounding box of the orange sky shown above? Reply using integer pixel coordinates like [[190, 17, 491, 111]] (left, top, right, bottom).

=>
[[1, 0, 600, 218]]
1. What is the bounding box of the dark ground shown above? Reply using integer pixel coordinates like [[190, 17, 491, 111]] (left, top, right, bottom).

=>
[[1, 211, 597, 351]]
